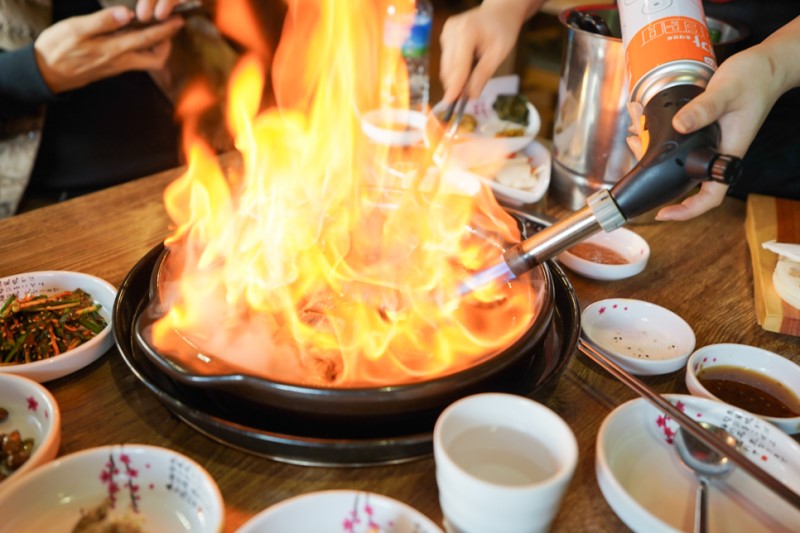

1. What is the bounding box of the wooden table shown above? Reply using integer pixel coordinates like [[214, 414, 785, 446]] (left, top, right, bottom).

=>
[[2, 165, 798, 532]]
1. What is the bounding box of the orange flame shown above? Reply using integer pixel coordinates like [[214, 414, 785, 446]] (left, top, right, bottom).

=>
[[153, 0, 540, 387]]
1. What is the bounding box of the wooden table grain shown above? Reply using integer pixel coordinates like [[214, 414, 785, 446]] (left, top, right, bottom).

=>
[[1, 166, 797, 532]]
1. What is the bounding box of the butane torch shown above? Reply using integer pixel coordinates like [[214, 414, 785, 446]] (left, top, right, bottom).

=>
[[462, 0, 743, 292]]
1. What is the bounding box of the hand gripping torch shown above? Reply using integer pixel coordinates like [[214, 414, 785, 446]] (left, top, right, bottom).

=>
[[461, 0, 744, 292]]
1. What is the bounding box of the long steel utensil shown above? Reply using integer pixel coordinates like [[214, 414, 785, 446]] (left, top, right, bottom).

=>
[[578, 338, 800, 510], [409, 80, 471, 192]]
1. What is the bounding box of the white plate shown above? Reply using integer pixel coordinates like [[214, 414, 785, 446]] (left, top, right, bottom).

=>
[[581, 298, 695, 375], [0, 271, 117, 382], [237, 490, 443, 533], [597, 394, 800, 533], [0, 374, 60, 484], [0, 444, 224, 532]]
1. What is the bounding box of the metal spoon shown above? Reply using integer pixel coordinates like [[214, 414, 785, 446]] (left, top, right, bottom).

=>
[[674, 422, 740, 533]]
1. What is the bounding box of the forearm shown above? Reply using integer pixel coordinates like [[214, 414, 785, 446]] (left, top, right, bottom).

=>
[[752, 15, 800, 97], [0, 45, 57, 117]]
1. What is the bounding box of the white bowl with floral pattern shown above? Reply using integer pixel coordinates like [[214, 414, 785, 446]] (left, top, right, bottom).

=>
[[238, 490, 443, 533], [0, 444, 224, 532], [0, 373, 60, 484]]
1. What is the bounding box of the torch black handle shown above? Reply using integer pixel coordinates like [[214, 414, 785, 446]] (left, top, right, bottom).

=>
[[609, 84, 743, 221]]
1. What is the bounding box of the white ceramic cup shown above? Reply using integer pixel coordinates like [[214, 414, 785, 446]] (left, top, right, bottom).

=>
[[433, 393, 578, 533]]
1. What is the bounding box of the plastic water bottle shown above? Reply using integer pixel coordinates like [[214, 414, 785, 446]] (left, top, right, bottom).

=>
[[383, 0, 433, 111]]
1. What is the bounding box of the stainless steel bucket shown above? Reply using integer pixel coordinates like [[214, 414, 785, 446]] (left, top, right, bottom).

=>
[[552, 7, 631, 211], [551, 6, 749, 211]]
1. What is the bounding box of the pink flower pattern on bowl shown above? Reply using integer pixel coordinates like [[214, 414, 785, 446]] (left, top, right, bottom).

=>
[[92, 447, 210, 516], [341, 492, 429, 533], [654, 399, 790, 467]]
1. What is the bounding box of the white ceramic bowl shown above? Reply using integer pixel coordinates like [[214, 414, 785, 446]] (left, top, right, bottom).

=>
[[471, 141, 551, 207], [0, 444, 224, 532], [0, 271, 116, 382], [581, 298, 695, 375], [686, 343, 800, 434], [558, 228, 650, 281], [597, 394, 800, 533], [0, 373, 60, 484], [361, 108, 428, 146], [432, 98, 541, 159], [237, 490, 443, 533]]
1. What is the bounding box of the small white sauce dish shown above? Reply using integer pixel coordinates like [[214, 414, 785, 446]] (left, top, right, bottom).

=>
[[582, 298, 696, 376], [0, 271, 117, 383], [686, 343, 800, 434], [238, 490, 443, 533], [0, 444, 224, 532], [558, 228, 650, 281], [0, 373, 61, 484]]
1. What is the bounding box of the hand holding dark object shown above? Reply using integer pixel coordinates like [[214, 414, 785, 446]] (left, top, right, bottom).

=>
[[654, 16, 800, 221], [134, 0, 194, 24], [129, 0, 208, 28], [33, 6, 185, 94]]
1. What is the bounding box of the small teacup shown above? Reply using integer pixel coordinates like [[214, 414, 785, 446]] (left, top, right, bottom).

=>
[[433, 393, 578, 533]]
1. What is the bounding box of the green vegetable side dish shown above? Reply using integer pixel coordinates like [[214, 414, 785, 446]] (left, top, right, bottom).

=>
[[493, 94, 530, 127], [0, 289, 107, 364]]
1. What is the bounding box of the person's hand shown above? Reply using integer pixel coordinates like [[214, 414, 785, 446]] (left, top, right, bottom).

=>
[[655, 48, 781, 221], [33, 6, 184, 94], [134, 0, 187, 23], [440, 0, 540, 102]]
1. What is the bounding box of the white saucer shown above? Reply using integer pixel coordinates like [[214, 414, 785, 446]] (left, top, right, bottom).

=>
[[597, 394, 800, 533]]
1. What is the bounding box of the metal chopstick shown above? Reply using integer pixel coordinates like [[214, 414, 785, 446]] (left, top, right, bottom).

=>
[[410, 82, 471, 192], [577, 338, 800, 510]]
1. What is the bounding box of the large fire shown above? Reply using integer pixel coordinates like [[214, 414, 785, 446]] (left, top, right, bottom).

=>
[[148, 0, 542, 387]]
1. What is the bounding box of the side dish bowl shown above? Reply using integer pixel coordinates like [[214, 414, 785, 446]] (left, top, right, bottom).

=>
[[237, 490, 443, 533], [0, 271, 116, 382], [558, 228, 650, 281], [0, 444, 224, 532], [686, 343, 800, 434], [467, 140, 552, 207], [0, 373, 60, 484], [581, 298, 695, 375]]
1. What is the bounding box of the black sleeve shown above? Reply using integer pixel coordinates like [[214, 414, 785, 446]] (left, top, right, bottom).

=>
[[0, 44, 57, 118]]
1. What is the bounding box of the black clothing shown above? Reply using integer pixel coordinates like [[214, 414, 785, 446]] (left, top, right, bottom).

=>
[[704, 0, 800, 201], [1, 0, 181, 200]]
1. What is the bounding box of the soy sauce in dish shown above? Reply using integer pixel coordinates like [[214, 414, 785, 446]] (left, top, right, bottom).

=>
[[698, 365, 800, 418], [568, 242, 628, 265]]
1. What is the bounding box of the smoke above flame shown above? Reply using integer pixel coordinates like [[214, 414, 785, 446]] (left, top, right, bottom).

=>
[[150, 0, 540, 387]]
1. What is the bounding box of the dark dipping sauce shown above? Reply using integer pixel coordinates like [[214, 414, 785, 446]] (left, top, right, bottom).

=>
[[568, 242, 628, 265], [698, 365, 800, 418]]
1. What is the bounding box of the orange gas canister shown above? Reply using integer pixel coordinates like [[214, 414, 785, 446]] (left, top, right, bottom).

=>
[[618, 0, 717, 105]]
